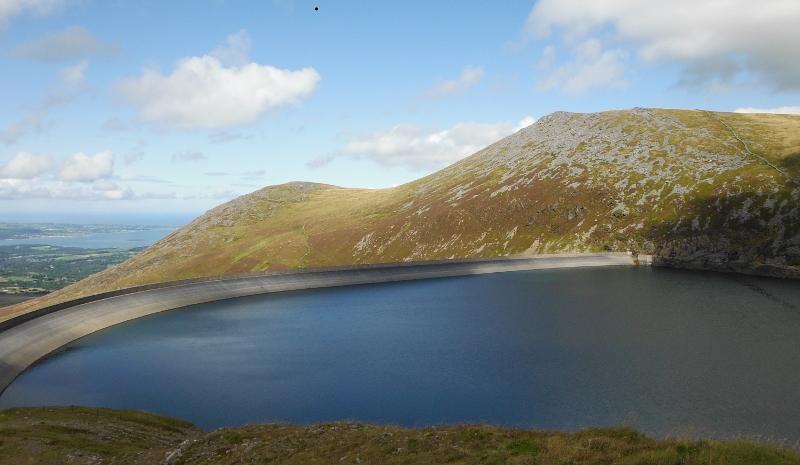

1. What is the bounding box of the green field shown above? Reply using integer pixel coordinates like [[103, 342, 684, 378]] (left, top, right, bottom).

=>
[[0, 244, 144, 292]]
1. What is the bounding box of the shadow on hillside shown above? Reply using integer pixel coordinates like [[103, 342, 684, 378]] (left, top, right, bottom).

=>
[[779, 151, 800, 178]]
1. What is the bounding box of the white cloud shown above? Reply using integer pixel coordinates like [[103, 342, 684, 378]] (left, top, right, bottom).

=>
[[427, 66, 485, 99], [10, 26, 123, 61], [306, 154, 335, 169], [209, 29, 251, 67], [0, 149, 167, 201], [0, 179, 140, 201], [734, 106, 800, 115], [341, 121, 517, 171], [0, 179, 50, 199], [118, 30, 321, 130], [59, 60, 88, 87], [514, 116, 536, 132], [0, 0, 62, 25], [0, 110, 46, 146], [0, 151, 52, 179], [524, 0, 800, 92], [124, 140, 147, 165], [58, 150, 114, 182], [537, 39, 629, 95], [92, 180, 133, 200]]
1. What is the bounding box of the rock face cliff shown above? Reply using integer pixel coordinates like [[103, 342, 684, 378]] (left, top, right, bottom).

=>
[[5, 108, 799, 318]]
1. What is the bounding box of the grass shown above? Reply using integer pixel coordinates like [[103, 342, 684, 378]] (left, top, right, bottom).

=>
[[4, 108, 800, 321], [1, 407, 799, 464]]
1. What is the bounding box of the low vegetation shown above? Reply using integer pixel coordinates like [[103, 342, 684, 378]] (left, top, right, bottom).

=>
[[0, 244, 144, 292], [1, 407, 798, 464], [4, 108, 800, 321]]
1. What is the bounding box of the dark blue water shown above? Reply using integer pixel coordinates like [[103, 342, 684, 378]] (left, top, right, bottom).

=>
[[3, 267, 800, 441]]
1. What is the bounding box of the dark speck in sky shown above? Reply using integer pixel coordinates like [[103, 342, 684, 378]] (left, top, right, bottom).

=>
[[315, 7, 318, 10]]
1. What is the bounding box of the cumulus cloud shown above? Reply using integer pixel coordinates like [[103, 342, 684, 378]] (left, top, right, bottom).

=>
[[0, 151, 53, 179], [515, 116, 537, 132], [0, 0, 63, 26], [0, 179, 50, 199], [426, 66, 485, 99], [341, 120, 524, 171], [117, 30, 321, 130], [92, 180, 133, 200], [172, 150, 207, 163], [0, 179, 139, 201], [10, 26, 123, 61], [734, 106, 800, 115], [537, 39, 628, 95], [58, 150, 114, 182], [209, 29, 251, 67], [523, 0, 800, 92], [0, 148, 161, 201]]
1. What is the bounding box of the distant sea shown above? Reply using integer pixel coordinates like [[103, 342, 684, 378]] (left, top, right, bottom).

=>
[[0, 211, 200, 249], [0, 211, 199, 227]]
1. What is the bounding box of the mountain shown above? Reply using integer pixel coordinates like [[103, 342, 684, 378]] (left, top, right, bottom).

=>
[[4, 108, 799, 319]]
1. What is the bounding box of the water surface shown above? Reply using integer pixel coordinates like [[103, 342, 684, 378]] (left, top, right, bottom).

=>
[[2, 267, 799, 440], [0, 229, 174, 248]]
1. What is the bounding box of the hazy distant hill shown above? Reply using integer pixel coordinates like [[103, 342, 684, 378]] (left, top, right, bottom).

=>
[[5, 108, 799, 319]]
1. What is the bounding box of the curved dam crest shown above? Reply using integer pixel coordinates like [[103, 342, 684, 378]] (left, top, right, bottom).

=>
[[0, 253, 637, 395]]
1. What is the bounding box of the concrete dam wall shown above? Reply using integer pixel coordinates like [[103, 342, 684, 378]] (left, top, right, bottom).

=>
[[0, 253, 637, 395]]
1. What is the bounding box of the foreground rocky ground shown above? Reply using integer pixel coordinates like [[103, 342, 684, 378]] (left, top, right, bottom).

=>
[[1, 407, 798, 464]]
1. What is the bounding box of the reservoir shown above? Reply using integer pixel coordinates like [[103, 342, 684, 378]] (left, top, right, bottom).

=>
[[2, 266, 800, 441]]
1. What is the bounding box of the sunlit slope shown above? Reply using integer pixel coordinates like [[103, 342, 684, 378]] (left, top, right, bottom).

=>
[[4, 108, 799, 319]]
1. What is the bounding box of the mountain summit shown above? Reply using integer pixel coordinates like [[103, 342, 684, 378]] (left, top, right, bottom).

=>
[[5, 108, 799, 318]]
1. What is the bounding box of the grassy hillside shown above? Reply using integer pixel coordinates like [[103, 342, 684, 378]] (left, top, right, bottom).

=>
[[3, 108, 799, 320], [2, 407, 799, 464]]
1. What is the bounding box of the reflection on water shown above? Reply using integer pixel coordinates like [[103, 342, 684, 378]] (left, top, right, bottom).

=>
[[2, 266, 800, 441]]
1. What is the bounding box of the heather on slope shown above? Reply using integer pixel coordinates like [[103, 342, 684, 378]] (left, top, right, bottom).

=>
[[5, 108, 799, 319]]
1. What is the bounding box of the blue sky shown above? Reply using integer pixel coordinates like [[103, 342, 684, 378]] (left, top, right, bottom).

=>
[[1, 0, 798, 217]]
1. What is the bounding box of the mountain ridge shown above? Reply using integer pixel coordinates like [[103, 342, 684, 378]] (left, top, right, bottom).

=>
[[4, 107, 799, 319]]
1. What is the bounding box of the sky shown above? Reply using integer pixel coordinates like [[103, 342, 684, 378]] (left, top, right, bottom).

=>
[[1, 0, 799, 219]]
